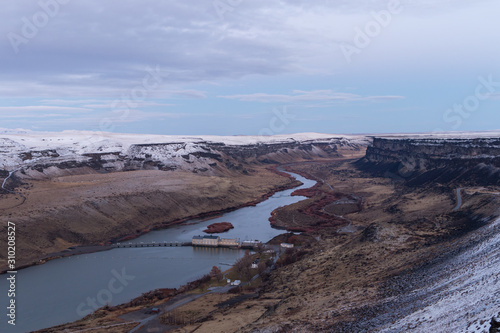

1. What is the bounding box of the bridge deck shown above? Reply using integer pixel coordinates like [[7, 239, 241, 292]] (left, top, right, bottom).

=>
[[113, 242, 191, 248]]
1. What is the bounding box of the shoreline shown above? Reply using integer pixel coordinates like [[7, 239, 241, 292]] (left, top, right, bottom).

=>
[[0, 165, 302, 275], [109, 166, 301, 244]]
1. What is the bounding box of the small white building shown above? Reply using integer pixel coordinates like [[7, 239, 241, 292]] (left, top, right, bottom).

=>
[[280, 243, 294, 249], [241, 240, 261, 248]]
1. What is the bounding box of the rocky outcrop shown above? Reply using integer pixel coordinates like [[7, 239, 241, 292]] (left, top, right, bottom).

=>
[[491, 317, 500, 333], [362, 137, 500, 186], [366, 137, 500, 167]]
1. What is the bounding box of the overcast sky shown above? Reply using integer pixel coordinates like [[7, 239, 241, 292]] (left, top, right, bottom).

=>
[[0, 0, 499, 135]]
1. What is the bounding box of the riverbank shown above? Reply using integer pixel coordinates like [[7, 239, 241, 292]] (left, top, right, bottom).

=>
[[1, 168, 315, 333], [112, 171, 301, 244], [0, 166, 302, 274]]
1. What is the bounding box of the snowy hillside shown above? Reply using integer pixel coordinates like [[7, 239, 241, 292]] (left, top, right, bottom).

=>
[[377, 216, 500, 333], [3, 129, 500, 174], [0, 129, 369, 173]]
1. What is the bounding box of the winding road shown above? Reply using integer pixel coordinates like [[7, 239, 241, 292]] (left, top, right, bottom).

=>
[[1, 168, 27, 208], [1, 170, 15, 192], [319, 177, 334, 191], [453, 187, 464, 212], [1, 169, 22, 195]]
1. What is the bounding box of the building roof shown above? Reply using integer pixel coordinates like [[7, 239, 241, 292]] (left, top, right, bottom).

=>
[[203, 235, 220, 239], [193, 235, 220, 240]]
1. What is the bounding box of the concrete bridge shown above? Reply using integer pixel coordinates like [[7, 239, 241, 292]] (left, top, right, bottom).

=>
[[113, 241, 191, 248]]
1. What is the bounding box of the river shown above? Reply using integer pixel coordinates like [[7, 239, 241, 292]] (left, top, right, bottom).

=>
[[0, 171, 316, 332]]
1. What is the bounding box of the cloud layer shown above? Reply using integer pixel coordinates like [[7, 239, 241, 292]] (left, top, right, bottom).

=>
[[0, 0, 498, 134]]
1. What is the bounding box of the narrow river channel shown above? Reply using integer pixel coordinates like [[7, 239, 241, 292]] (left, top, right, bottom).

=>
[[0, 171, 316, 332]]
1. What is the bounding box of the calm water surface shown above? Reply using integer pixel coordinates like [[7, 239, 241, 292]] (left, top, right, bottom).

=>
[[0, 171, 315, 332]]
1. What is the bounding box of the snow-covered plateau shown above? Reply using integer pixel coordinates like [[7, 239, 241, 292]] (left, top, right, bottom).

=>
[[0, 130, 370, 175]]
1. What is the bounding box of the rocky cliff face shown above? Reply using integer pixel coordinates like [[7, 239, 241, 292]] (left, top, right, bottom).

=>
[[1, 133, 367, 183], [362, 137, 500, 186]]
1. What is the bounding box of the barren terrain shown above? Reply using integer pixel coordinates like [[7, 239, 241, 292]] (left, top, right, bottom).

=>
[[31, 155, 500, 332], [240, 159, 499, 332], [0, 166, 298, 271]]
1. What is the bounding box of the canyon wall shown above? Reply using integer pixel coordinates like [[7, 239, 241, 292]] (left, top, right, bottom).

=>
[[362, 137, 500, 186], [2, 136, 366, 182]]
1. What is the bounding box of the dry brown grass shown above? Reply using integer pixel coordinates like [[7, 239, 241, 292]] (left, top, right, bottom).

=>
[[171, 296, 276, 333], [0, 167, 296, 269]]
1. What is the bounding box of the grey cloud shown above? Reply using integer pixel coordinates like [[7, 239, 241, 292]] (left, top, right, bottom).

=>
[[219, 90, 404, 103], [0, 0, 495, 99], [0, 106, 91, 113]]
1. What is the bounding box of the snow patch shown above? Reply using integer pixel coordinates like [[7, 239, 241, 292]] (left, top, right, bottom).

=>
[[378, 217, 500, 332]]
